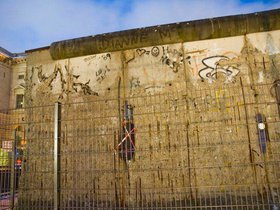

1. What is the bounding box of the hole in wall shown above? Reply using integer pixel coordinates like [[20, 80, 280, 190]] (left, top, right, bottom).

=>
[[119, 101, 135, 162]]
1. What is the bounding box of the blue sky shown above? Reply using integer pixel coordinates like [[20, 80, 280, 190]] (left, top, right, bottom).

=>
[[0, 0, 279, 53]]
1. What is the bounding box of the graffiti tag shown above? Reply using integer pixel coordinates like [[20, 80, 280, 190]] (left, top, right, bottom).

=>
[[151, 46, 160, 57], [198, 55, 240, 83], [135, 46, 160, 57], [136, 48, 150, 56], [84, 55, 96, 62], [160, 47, 183, 73], [102, 53, 111, 60], [130, 77, 140, 89], [96, 66, 110, 83]]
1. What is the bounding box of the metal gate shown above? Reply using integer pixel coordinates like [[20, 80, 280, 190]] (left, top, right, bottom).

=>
[[1, 80, 280, 209]]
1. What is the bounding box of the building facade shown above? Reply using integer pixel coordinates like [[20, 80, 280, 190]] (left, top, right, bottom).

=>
[[0, 47, 26, 110], [0, 49, 26, 169]]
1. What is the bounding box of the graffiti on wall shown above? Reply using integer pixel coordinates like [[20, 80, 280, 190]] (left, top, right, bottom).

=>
[[32, 64, 98, 99], [144, 85, 163, 94], [94, 28, 175, 51], [101, 53, 111, 60], [37, 65, 66, 91], [198, 55, 240, 83], [84, 53, 111, 66], [135, 46, 160, 57], [136, 48, 150, 56], [151, 46, 160, 57], [130, 77, 141, 89], [160, 47, 184, 73], [96, 66, 110, 83], [84, 55, 96, 62], [128, 46, 183, 73], [129, 76, 141, 94]]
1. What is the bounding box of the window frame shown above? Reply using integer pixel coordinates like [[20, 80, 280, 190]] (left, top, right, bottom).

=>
[[16, 94, 24, 109]]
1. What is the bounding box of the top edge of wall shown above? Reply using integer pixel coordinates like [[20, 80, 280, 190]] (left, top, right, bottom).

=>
[[36, 9, 280, 60]]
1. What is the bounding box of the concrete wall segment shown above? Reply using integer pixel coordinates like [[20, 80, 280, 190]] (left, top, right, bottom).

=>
[[49, 9, 280, 60], [18, 27, 280, 207], [25, 29, 280, 107]]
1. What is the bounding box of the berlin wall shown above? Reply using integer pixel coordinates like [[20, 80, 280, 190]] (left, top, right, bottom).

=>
[[17, 9, 280, 208]]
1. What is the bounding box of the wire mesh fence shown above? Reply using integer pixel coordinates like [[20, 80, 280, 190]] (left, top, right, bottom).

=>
[[0, 81, 280, 209], [0, 108, 26, 209]]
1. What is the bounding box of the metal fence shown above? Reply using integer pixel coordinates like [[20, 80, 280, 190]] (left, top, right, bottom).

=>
[[1, 80, 280, 209], [0, 109, 25, 209]]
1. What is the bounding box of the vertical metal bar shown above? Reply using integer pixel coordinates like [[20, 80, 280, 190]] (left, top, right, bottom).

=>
[[10, 129, 17, 210], [240, 78, 259, 196], [274, 80, 280, 118], [54, 102, 61, 210]]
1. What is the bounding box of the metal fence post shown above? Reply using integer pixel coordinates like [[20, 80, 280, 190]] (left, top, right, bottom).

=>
[[274, 80, 280, 117], [54, 102, 61, 210], [10, 129, 17, 210]]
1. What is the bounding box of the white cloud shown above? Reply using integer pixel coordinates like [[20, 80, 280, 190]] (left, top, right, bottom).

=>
[[0, 0, 279, 52], [121, 0, 280, 29]]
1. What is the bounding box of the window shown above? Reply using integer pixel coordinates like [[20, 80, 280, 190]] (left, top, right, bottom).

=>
[[16, 94, 24, 109], [18, 74, 24, 80]]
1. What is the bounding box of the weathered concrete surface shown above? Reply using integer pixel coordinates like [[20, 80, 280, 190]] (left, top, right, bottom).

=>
[[17, 11, 280, 208], [49, 9, 280, 60], [0, 62, 11, 110], [25, 30, 280, 105]]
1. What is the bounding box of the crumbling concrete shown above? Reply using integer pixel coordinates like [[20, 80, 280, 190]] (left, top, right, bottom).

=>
[[16, 9, 280, 209]]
